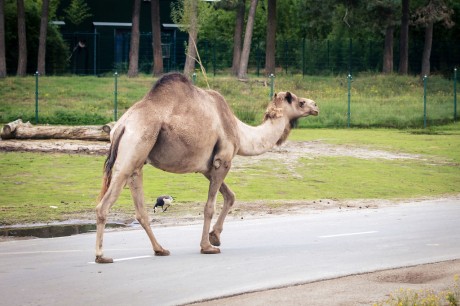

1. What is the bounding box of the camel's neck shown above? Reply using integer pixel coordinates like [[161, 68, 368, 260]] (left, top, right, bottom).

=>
[[236, 117, 289, 156]]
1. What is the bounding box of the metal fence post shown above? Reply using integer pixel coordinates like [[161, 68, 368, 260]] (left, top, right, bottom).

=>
[[114, 71, 118, 121], [269, 74, 275, 99], [423, 75, 427, 128], [204, 40, 209, 72], [302, 38, 305, 77], [454, 68, 457, 122], [347, 74, 352, 128], [256, 40, 260, 77], [284, 41, 288, 74], [348, 38, 353, 76], [213, 41, 216, 76], [192, 72, 197, 85], [35, 71, 39, 124]]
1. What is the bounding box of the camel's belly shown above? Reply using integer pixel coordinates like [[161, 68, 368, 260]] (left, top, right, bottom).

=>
[[147, 134, 215, 174]]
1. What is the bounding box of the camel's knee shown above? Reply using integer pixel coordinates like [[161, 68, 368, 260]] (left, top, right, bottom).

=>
[[136, 213, 148, 225], [226, 191, 235, 207], [95, 204, 108, 224], [204, 204, 214, 219], [221, 186, 235, 208]]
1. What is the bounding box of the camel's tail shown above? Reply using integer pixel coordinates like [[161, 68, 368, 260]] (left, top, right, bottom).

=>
[[97, 126, 125, 202]]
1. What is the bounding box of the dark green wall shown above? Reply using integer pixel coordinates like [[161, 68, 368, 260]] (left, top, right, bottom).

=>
[[57, 0, 176, 33], [57, 0, 181, 74]]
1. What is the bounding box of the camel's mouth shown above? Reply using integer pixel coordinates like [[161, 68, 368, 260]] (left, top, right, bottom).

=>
[[308, 109, 319, 116]]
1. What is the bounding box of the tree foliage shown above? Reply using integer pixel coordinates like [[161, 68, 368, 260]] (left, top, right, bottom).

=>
[[64, 0, 92, 27], [4, 0, 68, 74]]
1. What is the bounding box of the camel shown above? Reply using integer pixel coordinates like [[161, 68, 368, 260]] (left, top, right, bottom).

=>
[[95, 72, 319, 263]]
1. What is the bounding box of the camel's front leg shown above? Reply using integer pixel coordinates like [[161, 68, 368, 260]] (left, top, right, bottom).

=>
[[200, 181, 221, 254], [128, 168, 170, 256], [209, 182, 235, 247], [201, 161, 231, 254]]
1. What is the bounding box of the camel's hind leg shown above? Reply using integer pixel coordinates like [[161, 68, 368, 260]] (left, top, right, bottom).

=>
[[95, 174, 129, 263], [128, 167, 170, 256], [95, 130, 160, 263], [209, 182, 235, 247]]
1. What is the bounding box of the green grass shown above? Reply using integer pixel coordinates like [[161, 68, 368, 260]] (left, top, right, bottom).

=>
[[0, 73, 457, 127], [1, 125, 459, 225]]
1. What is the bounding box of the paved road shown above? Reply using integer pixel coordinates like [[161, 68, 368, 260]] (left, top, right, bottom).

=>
[[1, 199, 459, 306]]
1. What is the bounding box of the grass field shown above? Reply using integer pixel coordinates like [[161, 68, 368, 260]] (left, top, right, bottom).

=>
[[1, 124, 459, 225], [0, 73, 457, 128]]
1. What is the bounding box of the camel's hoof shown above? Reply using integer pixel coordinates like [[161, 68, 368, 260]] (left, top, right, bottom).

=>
[[154, 249, 170, 256], [95, 256, 114, 264], [200, 247, 221, 254], [209, 231, 221, 247]]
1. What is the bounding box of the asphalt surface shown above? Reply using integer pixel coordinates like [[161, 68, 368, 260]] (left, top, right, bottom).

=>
[[0, 199, 459, 306]]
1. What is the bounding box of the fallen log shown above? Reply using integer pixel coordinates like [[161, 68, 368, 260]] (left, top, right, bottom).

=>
[[1, 120, 110, 141], [102, 122, 115, 134], [14, 125, 109, 141], [1, 119, 32, 139], [0, 139, 110, 155]]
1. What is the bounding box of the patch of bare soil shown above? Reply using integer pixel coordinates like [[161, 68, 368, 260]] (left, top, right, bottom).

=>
[[0, 138, 423, 159]]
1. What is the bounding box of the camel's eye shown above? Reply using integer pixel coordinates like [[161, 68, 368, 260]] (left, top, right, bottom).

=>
[[299, 101, 305, 107]]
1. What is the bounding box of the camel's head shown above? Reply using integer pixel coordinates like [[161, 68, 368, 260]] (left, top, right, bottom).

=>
[[266, 92, 319, 121], [264, 92, 319, 146]]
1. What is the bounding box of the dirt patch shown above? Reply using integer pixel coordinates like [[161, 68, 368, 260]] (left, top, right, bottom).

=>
[[375, 270, 448, 284], [0, 138, 423, 161]]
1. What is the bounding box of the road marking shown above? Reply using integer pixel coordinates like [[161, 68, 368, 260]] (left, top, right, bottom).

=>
[[88, 255, 154, 264], [319, 231, 378, 238]]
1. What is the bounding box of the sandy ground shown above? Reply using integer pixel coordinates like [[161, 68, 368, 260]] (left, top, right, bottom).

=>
[[1, 138, 459, 305]]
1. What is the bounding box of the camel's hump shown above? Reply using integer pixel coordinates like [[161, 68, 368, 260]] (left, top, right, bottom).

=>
[[150, 72, 193, 93]]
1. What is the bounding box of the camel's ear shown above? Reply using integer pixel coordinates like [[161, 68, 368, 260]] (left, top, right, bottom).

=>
[[274, 93, 278, 99], [285, 92, 292, 104]]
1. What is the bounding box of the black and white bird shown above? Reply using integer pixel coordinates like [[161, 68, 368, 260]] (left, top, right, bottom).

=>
[[154, 195, 173, 213]]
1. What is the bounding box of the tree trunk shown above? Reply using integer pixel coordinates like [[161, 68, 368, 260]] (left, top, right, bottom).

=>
[[231, 0, 245, 76], [421, 22, 433, 77], [37, 0, 49, 75], [16, 0, 27, 76], [265, 0, 276, 76], [127, 0, 141, 78], [151, 0, 163, 76], [237, 0, 258, 79], [184, 0, 198, 76], [398, 0, 409, 75], [382, 25, 394, 74], [0, 0, 7, 77], [1, 120, 109, 141]]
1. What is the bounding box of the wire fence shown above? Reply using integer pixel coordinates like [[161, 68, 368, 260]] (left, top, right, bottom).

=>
[[5, 68, 454, 130], [60, 31, 460, 76]]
